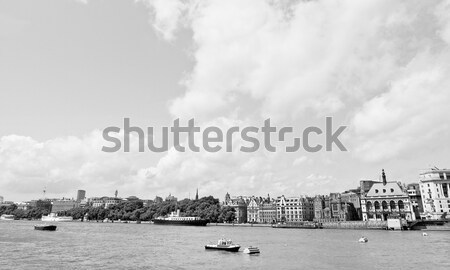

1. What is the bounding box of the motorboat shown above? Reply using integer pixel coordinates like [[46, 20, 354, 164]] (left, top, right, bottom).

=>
[[358, 237, 368, 243], [205, 238, 241, 252], [34, 224, 57, 231], [243, 246, 260, 254], [422, 232, 428, 236]]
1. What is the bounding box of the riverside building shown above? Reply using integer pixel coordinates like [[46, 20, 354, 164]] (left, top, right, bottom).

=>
[[361, 170, 415, 222], [276, 195, 314, 222], [419, 167, 450, 219]]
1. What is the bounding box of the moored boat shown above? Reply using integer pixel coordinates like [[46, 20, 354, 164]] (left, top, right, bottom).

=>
[[41, 213, 73, 222], [0, 214, 15, 221], [205, 238, 241, 252], [153, 210, 208, 226], [34, 224, 57, 231]]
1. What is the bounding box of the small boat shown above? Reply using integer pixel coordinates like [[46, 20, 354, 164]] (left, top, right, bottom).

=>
[[422, 232, 428, 236], [243, 246, 260, 254], [34, 224, 57, 231], [0, 214, 15, 221], [41, 213, 73, 222], [358, 237, 368, 243], [205, 238, 240, 252]]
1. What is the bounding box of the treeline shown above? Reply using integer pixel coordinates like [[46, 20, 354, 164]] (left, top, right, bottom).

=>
[[0, 204, 50, 220], [59, 196, 236, 223]]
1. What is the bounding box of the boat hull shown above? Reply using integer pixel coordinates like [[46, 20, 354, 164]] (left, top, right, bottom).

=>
[[205, 245, 241, 252], [153, 219, 208, 226], [34, 225, 57, 231]]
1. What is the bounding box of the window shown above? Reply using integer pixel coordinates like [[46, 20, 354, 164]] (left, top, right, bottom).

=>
[[391, 188, 394, 193], [383, 189, 386, 193], [375, 189, 379, 193], [398, 200, 404, 210]]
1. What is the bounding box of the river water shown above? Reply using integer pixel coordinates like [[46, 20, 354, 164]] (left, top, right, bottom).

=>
[[0, 220, 449, 269]]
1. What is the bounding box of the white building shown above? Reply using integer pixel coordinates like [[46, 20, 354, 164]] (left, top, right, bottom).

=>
[[361, 170, 415, 222], [247, 197, 260, 223], [419, 168, 450, 219], [276, 195, 314, 222]]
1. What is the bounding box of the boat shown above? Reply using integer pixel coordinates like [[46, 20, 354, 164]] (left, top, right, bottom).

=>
[[34, 224, 57, 231], [358, 237, 368, 243], [41, 213, 73, 222], [272, 222, 322, 229], [153, 210, 208, 226], [243, 246, 260, 254], [0, 214, 15, 221], [205, 238, 241, 252]]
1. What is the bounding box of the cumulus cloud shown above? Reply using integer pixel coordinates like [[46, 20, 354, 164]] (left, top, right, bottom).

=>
[[0, 131, 155, 200], [135, 0, 450, 196], [3, 0, 450, 200]]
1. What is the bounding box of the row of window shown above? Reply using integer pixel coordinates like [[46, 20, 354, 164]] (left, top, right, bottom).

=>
[[375, 188, 395, 194]]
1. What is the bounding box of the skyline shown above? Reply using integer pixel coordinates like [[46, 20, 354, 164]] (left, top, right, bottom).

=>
[[1, 0, 450, 201]]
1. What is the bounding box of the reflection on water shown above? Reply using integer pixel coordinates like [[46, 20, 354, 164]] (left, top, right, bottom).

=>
[[1, 220, 449, 270]]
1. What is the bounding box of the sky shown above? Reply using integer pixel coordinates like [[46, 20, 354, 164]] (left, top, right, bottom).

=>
[[1, 0, 449, 202]]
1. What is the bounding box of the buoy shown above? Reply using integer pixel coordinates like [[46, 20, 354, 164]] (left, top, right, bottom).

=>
[[358, 237, 368, 243]]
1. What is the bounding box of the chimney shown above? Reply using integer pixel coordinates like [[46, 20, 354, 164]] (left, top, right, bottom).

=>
[[382, 169, 387, 185]]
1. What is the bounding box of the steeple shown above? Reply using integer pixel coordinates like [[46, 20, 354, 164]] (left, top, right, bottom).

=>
[[382, 169, 387, 185], [195, 188, 199, 200]]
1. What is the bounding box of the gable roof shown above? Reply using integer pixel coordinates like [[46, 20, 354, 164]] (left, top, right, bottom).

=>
[[366, 181, 406, 197]]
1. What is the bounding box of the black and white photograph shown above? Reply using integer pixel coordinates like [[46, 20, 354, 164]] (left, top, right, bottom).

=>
[[1, 0, 450, 269]]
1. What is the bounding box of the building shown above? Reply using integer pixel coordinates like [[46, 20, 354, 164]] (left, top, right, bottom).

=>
[[165, 194, 178, 202], [154, 196, 163, 204], [91, 197, 122, 208], [258, 195, 276, 224], [52, 199, 79, 213], [0, 196, 3, 204], [224, 193, 248, 223], [276, 195, 314, 223], [361, 170, 415, 221], [419, 167, 450, 219], [16, 201, 31, 210], [406, 183, 423, 220], [247, 196, 260, 223], [76, 190, 86, 202], [314, 193, 359, 222], [340, 192, 362, 220], [29, 199, 52, 212]]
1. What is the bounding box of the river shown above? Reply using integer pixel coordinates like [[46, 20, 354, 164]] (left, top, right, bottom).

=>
[[0, 221, 449, 269]]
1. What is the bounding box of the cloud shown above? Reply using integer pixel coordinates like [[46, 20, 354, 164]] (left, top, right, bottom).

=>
[[143, 0, 450, 162], [0, 131, 155, 200]]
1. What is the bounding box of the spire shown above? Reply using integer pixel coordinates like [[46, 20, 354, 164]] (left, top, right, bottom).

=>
[[382, 169, 387, 185], [115, 190, 118, 198], [195, 188, 199, 200]]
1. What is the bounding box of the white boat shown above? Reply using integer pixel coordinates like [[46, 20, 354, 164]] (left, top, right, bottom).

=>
[[0, 214, 15, 221], [243, 246, 260, 254], [41, 213, 73, 222], [358, 237, 368, 243], [205, 239, 241, 252]]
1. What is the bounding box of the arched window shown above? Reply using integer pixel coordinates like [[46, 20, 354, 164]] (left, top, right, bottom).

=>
[[398, 200, 404, 210], [374, 201, 380, 210], [366, 201, 372, 210], [382, 201, 388, 210], [390, 200, 396, 210]]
